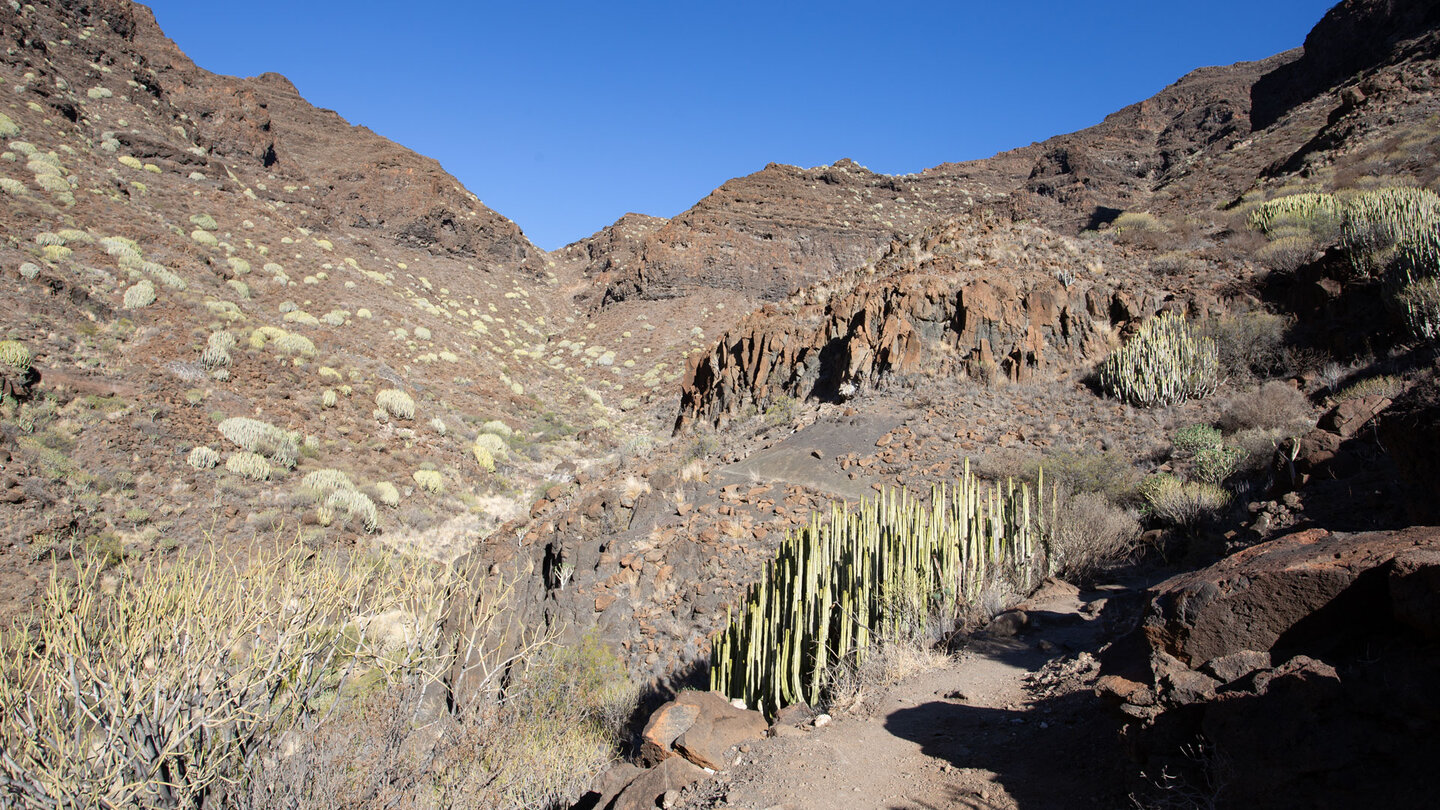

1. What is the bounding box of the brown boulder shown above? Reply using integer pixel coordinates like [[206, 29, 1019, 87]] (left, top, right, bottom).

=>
[[1140, 527, 1440, 667], [639, 690, 767, 771], [1317, 393, 1390, 438], [605, 756, 706, 810]]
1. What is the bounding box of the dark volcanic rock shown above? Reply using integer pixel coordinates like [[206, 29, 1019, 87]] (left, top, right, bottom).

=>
[[1106, 526, 1440, 809]]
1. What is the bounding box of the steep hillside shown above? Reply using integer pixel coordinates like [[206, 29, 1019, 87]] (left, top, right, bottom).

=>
[[0, 0, 690, 616]]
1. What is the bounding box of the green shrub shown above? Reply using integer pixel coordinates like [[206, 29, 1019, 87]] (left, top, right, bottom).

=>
[[412, 469, 443, 493], [122, 279, 156, 306], [373, 481, 400, 508], [1098, 311, 1219, 407], [1334, 374, 1405, 402], [1141, 474, 1230, 528], [1112, 211, 1164, 233], [1173, 424, 1223, 455], [189, 213, 217, 230], [218, 417, 298, 468]]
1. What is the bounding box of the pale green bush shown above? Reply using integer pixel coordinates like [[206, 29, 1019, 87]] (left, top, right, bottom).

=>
[[142, 261, 186, 290], [321, 389, 338, 408], [186, 445, 220, 470], [218, 417, 297, 468], [1112, 211, 1164, 233], [189, 213, 218, 230], [18, 262, 40, 280], [1141, 474, 1230, 528], [376, 388, 415, 420], [472, 444, 495, 473], [191, 230, 218, 247], [225, 450, 271, 481], [40, 245, 71, 262], [326, 488, 378, 532], [473, 432, 508, 458], [122, 279, 156, 309], [373, 481, 400, 507], [412, 469, 443, 493], [480, 419, 513, 438], [301, 468, 355, 496], [0, 340, 31, 373]]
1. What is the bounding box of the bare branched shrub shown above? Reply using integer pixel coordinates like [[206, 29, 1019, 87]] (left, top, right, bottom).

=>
[[1204, 312, 1290, 380], [1048, 491, 1142, 584], [0, 546, 462, 808], [1216, 381, 1314, 435]]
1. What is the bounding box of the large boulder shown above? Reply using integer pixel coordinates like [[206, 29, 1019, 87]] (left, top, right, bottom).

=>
[[1101, 526, 1440, 808], [639, 690, 767, 771]]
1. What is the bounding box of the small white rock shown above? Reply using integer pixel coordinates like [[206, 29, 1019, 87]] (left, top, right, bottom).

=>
[[813, 713, 832, 728]]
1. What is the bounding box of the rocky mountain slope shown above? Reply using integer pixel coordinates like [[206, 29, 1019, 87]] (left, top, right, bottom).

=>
[[2, 0, 1440, 807]]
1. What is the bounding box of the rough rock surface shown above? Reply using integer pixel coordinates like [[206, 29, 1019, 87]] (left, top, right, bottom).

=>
[[1101, 526, 1440, 808]]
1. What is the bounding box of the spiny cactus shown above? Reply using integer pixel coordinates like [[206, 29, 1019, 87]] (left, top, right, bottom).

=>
[[1098, 311, 1219, 407], [709, 462, 1050, 716]]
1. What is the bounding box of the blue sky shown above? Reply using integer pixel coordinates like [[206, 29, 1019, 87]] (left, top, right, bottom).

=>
[[142, 1, 1338, 250]]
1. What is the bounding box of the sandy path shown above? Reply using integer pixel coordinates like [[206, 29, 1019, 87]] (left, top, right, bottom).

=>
[[678, 581, 1137, 810]]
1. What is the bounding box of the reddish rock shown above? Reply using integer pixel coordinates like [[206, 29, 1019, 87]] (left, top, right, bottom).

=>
[[605, 756, 707, 810], [640, 703, 700, 766]]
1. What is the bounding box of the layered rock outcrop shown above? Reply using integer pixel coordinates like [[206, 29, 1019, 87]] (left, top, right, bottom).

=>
[[675, 215, 1189, 430]]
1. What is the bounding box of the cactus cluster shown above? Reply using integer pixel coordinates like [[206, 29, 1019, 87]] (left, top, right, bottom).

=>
[[710, 462, 1049, 716], [0, 340, 30, 374], [1098, 311, 1219, 407], [376, 388, 416, 420], [1247, 193, 1344, 238], [217, 417, 298, 468]]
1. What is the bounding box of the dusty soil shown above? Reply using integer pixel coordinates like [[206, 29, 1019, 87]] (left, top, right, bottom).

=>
[[676, 580, 1144, 810]]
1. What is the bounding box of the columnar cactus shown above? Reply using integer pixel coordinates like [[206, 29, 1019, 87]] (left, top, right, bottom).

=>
[[709, 462, 1049, 716]]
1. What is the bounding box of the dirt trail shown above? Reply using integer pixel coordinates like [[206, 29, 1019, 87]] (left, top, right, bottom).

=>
[[678, 581, 1140, 810]]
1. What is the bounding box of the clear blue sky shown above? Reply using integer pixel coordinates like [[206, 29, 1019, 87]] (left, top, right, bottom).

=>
[[142, 1, 1338, 250]]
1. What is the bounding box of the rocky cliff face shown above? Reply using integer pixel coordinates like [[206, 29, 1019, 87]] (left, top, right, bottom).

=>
[[674, 213, 1217, 430]]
